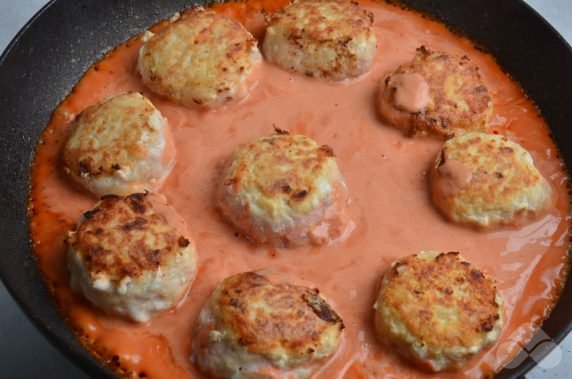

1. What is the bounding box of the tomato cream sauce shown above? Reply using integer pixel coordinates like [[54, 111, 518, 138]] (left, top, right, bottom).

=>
[[28, 0, 570, 378], [387, 73, 430, 113]]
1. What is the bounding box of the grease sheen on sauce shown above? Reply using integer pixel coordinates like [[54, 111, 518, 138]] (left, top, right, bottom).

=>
[[28, 0, 570, 378]]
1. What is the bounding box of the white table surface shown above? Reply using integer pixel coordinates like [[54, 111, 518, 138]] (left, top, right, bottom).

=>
[[1, 0, 571, 378]]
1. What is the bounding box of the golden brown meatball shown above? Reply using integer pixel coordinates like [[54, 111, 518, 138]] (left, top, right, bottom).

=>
[[67, 192, 198, 322], [192, 270, 344, 378], [374, 251, 503, 371], [263, 0, 376, 80], [63, 92, 175, 197], [430, 132, 553, 228], [377, 46, 493, 137], [138, 8, 262, 108], [215, 130, 351, 247]]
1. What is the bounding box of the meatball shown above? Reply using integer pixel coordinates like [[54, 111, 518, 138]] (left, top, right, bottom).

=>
[[263, 0, 376, 80], [377, 46, 493, 137], [192, 270, 344, 378], [373, 251, 503, 372], [63, 92, 175, 197], [430, 132, 553, 228], [215, 130, 351, 247], [137, 8, 262, 108], [67, 192, 198, 323]]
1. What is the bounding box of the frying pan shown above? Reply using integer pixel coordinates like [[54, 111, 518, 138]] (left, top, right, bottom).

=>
[[0, 0, 570, 378]]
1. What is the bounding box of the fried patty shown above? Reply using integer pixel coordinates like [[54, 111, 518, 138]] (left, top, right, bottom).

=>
[[374, 251, 503, 371], [263, 0, 377, 80], [138, 8, 262, 108], [63, 92, 175, 197], [377, 46, 493, 137], [192, 270, 344, 378], [430, 132, 553, 228], [67, 192, 198, 322], [215, 130, 350, 247]]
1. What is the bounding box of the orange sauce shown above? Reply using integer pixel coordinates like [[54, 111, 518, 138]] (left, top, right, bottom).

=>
[[28, 0, 570, 377]]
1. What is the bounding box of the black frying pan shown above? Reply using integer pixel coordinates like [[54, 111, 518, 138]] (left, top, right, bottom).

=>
[[0, 0, 570, 378]]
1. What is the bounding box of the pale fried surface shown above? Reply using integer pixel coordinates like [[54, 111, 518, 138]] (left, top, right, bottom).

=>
[[63, 92, 174, 197], [215, 131, 349, 247], [67, 193, 197, 322], [263, 0, 376, 80], [378, 46, 492, 137], [138, 8, 261, 108], [374, 251, 503, 372], [430, 132, 553, 228], [193, 271, 344, 378]]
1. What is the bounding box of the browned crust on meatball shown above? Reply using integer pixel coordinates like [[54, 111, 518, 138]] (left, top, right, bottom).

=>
[[63, 92, 159, 178], [215, 131, 348, 247], [436, 134, 538, 204], [429, 132, 552, 228], [227, 133, 336, 205], [264, 0, 376, 80], [379, 46, 492, 137], [67, 193, 189, 280], [138, 8, 260, 107], [375, 251, 502, 370], [215, 271, 344, 359]]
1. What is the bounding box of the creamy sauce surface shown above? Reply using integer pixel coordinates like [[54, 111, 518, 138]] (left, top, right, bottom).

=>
[[388, 73, 430, 113], [28, 0, 570, 378]]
